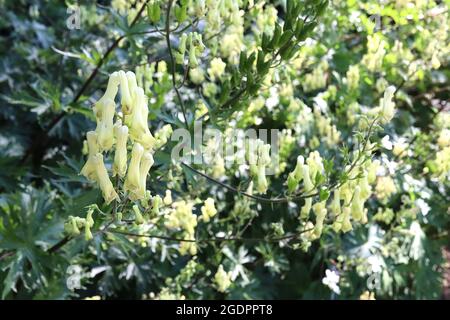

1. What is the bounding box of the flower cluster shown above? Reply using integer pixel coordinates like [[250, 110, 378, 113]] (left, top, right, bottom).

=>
[[78, 70, 172, 230], [214, 264, 232, 292], [246, 139, 272, 194], [165, 200, 198, 255]]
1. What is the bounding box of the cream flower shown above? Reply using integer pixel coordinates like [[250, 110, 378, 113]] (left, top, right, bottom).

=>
[[80, 131, 99, 182], [124, 143, 144, 194], [214, 265, 232, 293], [201, 197, 217, 222], [207, 57, 226, 81], [96, 98, 116, 152], [119, 70, 133, 115], [112, 122, 129, 177], [92, 153, 119, 205], [93, 71, 120, 119]]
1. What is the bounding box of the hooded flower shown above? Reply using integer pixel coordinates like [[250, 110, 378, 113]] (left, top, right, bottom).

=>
[[112, 122, 129, 177], [80, 131, 100, 182], [119, 70, 133, 115], [127, 87, 156, 150], [133, 151, 154, 200], [379, 86, 396, 124], [96, 98, 116, 152], [124, 142, 144, 194], [93, 71, 120, 119], [92, 153, 119, 205]]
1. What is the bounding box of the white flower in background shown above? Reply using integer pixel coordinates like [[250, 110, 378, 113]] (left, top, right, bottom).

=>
[[265, 87, 279, 110], [416, 198, 431, 216], [381, 135, 392, 150], [66, 265, 84, 291], [380, 154, 398, 175], [322, 269, 341, 294], [367, 255, 383, 273]]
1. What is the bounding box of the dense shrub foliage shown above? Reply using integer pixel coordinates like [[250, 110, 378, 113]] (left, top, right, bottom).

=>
[[0, 0, 449, 299]]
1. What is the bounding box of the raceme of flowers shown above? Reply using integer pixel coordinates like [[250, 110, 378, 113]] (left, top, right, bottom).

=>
[[74, 70, 173, 238]]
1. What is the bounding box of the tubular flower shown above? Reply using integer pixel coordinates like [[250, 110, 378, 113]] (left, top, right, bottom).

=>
[[313, 201, 327, 238], [127, 87, 156, 150], [92, 153, 120, 205], [119, 70, 133, 115], [201, 197, 217, 222], [333, 204, 352, 233], [80, 131, 100, 182], [367, 160, 380, 184], [84, 209, 94, 241], [124, 143, 144, 194], [133, 151, 154, 200], [302, 164, 314, 192], [358, 173, 371, 200], [287, 155, 304, 193], [256, 163, 268, 194], [93, 71, 120, 119], [96, 98, 116, 152], [351, 186, 364, 222], [330, 188, 341, 216], [112, 122, 129, 177], [301, 197, 312, 220], [379, 86, 396, 124], [126, 71, 138, 102]]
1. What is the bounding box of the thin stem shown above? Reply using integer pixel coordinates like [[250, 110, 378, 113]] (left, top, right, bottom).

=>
[[108, 228, 314, 243], [181, 162, 317, 203], [165, 0, 189, 130]]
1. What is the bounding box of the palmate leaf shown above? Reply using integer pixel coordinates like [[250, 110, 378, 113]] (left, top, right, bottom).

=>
[[0, 186, 67, 298]]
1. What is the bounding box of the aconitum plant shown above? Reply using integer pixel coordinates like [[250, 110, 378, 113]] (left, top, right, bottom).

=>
[[0, 0, 448, 300]]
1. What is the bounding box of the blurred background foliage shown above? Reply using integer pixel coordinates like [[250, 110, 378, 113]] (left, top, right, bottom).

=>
[[0, 0, 449, 300]]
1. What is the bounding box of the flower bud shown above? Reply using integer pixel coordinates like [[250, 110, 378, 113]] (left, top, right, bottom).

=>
[[151, 195, 162, 215], [287, 172, 298, 193], [163, 190, 173, 205], [85, 224, 93, 241], [133, 205, 145, 225]]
